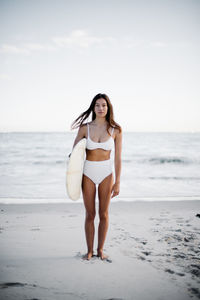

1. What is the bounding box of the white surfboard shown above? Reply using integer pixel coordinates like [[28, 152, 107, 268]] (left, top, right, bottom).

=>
[[66, 138, 86, 200]]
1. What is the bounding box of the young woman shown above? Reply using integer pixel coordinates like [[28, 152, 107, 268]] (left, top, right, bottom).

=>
[[70, 93, 122, 260]]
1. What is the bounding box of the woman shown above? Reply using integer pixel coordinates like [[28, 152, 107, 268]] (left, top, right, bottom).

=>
[[70, 93, 122, 260]]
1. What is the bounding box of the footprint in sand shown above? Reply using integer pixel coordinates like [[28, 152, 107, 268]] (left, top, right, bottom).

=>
[[141, 251, 151, 256], [165, 268, 175, 274], [68, 214, 77, 218], [104, 298, 124, 300], [103, 298, 124, 300], [30, 227, 40, 231], [187, 287, 200, 299], [0, 282, 37, 289]]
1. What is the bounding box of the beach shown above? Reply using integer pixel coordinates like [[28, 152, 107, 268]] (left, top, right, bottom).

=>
[[1, 0, 200, 298], [0, 200, 200, 300]]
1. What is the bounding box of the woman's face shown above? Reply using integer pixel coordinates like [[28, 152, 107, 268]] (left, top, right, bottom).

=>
[[94, 98, 108, 118]]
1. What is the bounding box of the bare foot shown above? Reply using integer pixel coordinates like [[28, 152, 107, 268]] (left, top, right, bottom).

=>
[[97, 250, 108, 260], [82, 252, 93, 260]]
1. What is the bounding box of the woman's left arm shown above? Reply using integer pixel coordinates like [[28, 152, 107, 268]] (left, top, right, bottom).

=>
[[111, 128, 122, 198]]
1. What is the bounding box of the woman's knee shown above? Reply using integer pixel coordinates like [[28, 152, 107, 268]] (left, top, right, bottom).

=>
[[86, 211, 96, 222], [99, 211, 109, 221]]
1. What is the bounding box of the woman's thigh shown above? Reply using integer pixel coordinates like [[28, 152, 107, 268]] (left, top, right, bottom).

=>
[[82, 174, 96, 215], [98, 173, 113, 214]]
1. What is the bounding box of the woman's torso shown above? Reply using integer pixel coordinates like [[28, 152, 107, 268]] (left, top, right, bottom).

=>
[[85, 123, 115, 161]]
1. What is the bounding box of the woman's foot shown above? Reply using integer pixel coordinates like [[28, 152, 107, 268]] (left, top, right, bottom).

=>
[[82, 252, 93, 260], [97, 249, 108, 260]]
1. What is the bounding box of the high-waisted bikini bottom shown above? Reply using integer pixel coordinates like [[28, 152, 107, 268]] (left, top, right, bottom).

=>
[[83, 159, 113, 185]]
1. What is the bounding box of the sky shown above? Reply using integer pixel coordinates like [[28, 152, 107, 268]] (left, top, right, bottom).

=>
[[0, 0, 199, 132]]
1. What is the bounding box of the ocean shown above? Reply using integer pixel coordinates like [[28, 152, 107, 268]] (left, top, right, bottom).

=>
[[0, 132, 199, 203]]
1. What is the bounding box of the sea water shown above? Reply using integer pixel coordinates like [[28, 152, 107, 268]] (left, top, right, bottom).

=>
[[0, 132, 200, 203]]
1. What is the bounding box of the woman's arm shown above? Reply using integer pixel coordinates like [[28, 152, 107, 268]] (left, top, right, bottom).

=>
[[68, 125, 86, 157], [111, 128, 122, 198]]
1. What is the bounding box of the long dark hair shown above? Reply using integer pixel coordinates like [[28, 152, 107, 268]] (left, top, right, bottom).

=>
[[71, 93, 122, 134]]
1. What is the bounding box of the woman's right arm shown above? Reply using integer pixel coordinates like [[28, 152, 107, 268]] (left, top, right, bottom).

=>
[[68, 125, 86, 157]]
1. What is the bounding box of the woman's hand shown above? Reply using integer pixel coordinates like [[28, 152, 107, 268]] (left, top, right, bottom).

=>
[[111, 182, 120, 198]]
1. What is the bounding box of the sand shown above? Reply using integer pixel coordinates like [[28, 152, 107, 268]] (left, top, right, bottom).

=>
[[0, 200, 200, 300]]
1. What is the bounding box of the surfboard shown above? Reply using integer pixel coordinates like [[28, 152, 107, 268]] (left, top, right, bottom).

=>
[[66, 138, 86, 200]]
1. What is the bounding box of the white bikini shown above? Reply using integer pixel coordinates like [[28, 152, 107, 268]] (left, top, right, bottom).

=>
[[83, 123, 115, 185]]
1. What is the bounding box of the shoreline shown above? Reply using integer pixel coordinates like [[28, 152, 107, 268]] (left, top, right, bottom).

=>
[[0, 196, 199, 205]]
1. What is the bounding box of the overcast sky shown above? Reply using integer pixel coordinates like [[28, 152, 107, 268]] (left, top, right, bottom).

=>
[[0, 0, 199, 132]]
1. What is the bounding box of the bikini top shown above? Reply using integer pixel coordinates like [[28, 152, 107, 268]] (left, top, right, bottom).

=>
[[86, 123, 115, 151]]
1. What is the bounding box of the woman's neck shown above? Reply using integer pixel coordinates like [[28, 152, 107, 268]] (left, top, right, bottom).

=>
[[93, 117, 107, 126]]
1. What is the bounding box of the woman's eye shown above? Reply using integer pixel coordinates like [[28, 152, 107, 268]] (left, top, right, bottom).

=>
[[95, 103, 107, 107]]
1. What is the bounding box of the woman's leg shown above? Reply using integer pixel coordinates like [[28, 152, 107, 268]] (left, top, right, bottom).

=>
[[97, 173, 113, 259], [82, 174, 96, 260]]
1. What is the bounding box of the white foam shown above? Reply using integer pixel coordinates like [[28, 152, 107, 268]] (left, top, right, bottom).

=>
[[0, 196, 199, 204]]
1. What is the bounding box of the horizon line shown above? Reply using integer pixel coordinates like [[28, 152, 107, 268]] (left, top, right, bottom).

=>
[[0, 130, 199, 134]]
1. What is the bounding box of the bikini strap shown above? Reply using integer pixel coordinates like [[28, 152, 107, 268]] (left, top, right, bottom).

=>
[[111, 127, 114, 136]]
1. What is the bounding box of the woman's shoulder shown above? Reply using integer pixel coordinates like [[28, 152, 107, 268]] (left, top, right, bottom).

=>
[[112, 126, 122, 140], [78, 123, 88, 136], [80, 123, 88, 128], [113, 126, 122, 134]]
